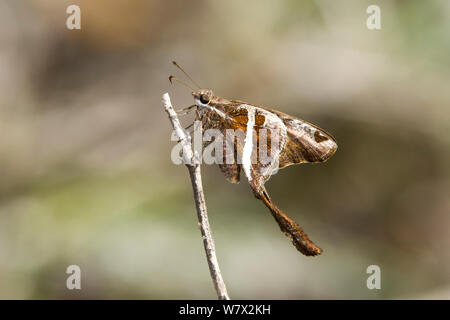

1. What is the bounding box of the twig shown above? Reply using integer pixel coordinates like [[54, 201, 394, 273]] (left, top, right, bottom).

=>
[[162, 93, 230, 300]]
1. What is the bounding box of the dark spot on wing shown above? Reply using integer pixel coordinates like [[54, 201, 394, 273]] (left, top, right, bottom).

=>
[[314, 131, 329, 143]]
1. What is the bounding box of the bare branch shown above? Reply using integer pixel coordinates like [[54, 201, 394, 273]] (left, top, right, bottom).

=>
[[162, 93, 230, 300]]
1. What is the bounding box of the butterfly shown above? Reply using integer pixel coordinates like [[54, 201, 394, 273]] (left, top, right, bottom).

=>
[[170, 62, 337, 256]]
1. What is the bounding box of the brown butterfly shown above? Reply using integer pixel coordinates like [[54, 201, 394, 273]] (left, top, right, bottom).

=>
[[170, 62, 337, 256]]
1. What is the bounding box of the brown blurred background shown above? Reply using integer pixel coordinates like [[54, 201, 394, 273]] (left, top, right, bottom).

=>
[[0, 0, 449, 299]]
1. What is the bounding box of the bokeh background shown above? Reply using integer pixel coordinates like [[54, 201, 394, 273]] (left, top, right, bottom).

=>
[[1, 0, 449, 299]]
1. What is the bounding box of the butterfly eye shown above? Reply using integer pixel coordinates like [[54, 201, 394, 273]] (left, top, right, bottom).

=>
[[200, 94, 210, 104]]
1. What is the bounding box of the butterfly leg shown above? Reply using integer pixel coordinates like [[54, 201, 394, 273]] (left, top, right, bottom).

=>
[[184, 122, 195, 131], [175, 104, 196, 115]]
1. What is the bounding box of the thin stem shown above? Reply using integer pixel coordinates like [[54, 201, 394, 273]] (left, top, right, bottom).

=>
[[162, 93, 230, 300]]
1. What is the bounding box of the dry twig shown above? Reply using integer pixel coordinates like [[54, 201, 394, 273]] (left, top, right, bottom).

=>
[[162, 93, 230, 300]]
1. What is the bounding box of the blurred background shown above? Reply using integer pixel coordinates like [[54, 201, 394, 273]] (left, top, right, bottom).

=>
[[0, 0, 449, 299]]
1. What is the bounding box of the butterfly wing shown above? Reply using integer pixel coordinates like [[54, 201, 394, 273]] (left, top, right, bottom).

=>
[[228, 104, 288, 192], [260, 107, 337, 168], [200, 105, 247, 184], [229, 105, 324, 256], [217, 163, 241, 183], [201, 103, 285, 188], [199, 100, 334, 257]]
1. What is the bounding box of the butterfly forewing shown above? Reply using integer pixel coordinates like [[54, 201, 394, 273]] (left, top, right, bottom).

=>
[[261, 107, 337, 168], [199, 99, 337, 190]]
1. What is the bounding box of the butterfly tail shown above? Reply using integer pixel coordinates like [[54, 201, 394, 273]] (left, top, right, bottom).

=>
[[256, 187, 323, 257]]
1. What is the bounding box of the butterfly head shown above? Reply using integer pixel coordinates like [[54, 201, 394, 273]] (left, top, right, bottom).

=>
[[192, 89, 214, 108], [169, 62, 218, 109]]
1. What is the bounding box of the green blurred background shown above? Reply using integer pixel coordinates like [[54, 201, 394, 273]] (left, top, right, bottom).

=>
[[1, 0, 449, 299]]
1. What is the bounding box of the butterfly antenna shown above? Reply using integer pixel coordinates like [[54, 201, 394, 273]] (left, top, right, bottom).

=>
[[172, 61, 202, 89], [168, 75, 197, 91]]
